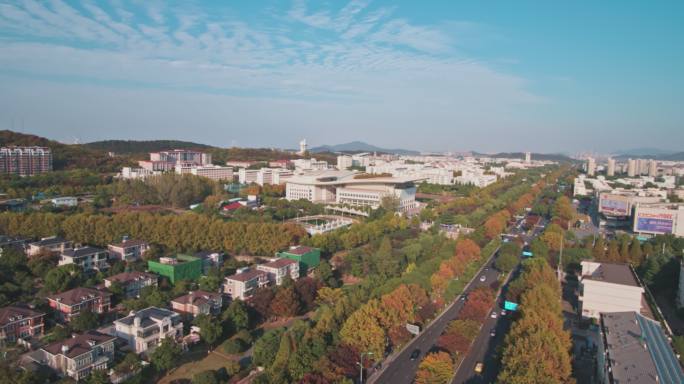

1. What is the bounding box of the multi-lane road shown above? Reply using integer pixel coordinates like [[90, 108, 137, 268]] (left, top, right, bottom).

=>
[[371, 217, 546, 384]]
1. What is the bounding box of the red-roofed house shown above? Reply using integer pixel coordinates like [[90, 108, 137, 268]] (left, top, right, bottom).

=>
[[0, 305, 45, 343], [171, 291, 223, 316], [47, 287, 111, 322], [256, 258, 299, 285], [223, 268, 268, 300], [40, 330, 116, 380]]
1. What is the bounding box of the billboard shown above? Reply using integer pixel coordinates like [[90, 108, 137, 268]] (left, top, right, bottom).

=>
[[599, 195, 630, 216], [635, 211, 674, 234]]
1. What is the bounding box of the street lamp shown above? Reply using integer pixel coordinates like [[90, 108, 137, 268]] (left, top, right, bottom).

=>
[[358, 351, 374, 384]]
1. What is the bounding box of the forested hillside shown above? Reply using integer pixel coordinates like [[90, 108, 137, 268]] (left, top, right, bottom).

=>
[[0, 130, 132, 172]]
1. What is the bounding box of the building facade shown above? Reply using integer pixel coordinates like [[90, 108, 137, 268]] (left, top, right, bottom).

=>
[[276, 246, 320, 273], [58, 246, 110, 273], [171, 291, 223, 316], [103, 271, 158, 298], [107, 238, 149, 262], [114, 307, 183, 355], [27, 236, 73, 257], [40, 331, 116, 381], [0, 146, 52, 176], [148, 255, 203, 284], [47, 287, 111, 322], [223, 268, 268, 300], [0, 306, 45, 344], [579, 261, 645, 320], [256, 258, 300, 285]]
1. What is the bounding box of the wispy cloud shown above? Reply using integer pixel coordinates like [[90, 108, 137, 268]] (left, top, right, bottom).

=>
[[0, 0, 543, 149]]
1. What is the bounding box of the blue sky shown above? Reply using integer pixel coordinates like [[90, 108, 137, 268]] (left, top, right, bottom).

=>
[[0, 0, 682, 153]]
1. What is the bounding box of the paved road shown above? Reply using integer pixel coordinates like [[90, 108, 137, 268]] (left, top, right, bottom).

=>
[[373, 259, 502, 384], [451, 218, 547, 384]]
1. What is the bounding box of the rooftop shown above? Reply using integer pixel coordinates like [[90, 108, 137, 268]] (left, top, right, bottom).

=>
[[115, 307, 179, 328], [48, 287, 110, 306], [582, 262, 640, 287], [282, 246, 315, 256], [0, 305, 44, 326], [62, 246, 107, 258], [30, 236, 70, 247], [226, 268, 267, 283], [104, 271, 157, 284], [109, 238, 148, 248], [42, 331, 115, 359], [261, 258, 298, 269], [172, 291, 222, 307], [601, 311, 684, 384]]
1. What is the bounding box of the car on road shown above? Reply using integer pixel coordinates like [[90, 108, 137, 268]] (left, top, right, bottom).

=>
[[491, 311, 497, 319], [479, 275, 486, 282], [501, 309, 507, 316], [474, 362, 484, 374], [410, 349, 421, 360], [490, 329, 496, 337]]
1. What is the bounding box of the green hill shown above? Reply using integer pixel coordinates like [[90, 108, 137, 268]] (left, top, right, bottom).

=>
[[0, 130, 133, 172], [84, 139, 214, 155]]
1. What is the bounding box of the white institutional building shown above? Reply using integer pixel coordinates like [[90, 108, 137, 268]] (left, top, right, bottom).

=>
[[579, 261, 645, 320], [285, 170, 418, 212]]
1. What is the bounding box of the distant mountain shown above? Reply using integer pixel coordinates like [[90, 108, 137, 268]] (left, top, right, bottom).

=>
[[85, 139, 214, 155], [471, 151, 575, 163], [0, 130, 132, 171], [613, 150, 684, 161], [613, 147, 676, 157], [310, 141, 419, 155]]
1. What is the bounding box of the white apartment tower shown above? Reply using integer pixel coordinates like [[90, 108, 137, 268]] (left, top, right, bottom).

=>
[[299, 139, 308, 155], [606, 158, 616, 177]]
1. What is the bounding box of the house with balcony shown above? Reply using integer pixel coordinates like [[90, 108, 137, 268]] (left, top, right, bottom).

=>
[[58, 246, 110, 273], [256, 258, 300, 286], [223, 268, 268, 300], [103, 271, 157, 298], [107, 238, 149, 262], [114, 307, 183, 355], [171, 291, 223, 317], [194, 251, 224, 274], [47, 287, 111, 322], [0, 305, 45, 344], [27, 236, 73, 257], [39, 330, 115, 381]]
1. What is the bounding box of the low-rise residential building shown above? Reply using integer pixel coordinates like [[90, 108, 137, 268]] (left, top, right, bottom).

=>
[[51, 197, 78, 207], [579, 261, 645, 320], [147, 254, 203, 284], [104, 271, 158, 299], [114, 307, 183, 355], [194, 251, 224, 274], [119, 167, 161, 180], [256, 258, 300, 286], [47, 287, 111, 322], [276, 246, 321, 273], [597, 311, 684, 384], [171, 291, 223, 316], [27, 236, 73, 257], [223, 268, 268, 300], [107, 238, 149, 262], [58, 246, 110, 273], [40, 331, 116, 381], [0, 305, 45, 343], [0, 235, 28, 252]]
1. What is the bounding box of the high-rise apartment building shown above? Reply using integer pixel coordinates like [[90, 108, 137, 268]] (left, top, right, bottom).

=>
[[586, 157, 596, 176], [648, 159, 657, 177], [606, 158, 615, 177], [0, 146, 52, 176], [627, 158, 636, 177], [524, 152, 531, 163]]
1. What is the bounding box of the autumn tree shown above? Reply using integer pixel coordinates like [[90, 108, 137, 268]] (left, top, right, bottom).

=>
[[415, 352, 453, 384]]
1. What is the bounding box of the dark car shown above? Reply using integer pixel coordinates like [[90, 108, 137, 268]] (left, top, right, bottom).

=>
[[410, 349, 421, 360]]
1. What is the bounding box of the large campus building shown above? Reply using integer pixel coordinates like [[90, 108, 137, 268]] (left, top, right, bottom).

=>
[[632, 203, 684, 238], [285, 170, 418, 212], [0, 146, 52, 176]]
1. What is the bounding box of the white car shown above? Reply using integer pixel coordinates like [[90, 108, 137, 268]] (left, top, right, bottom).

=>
[[479, 275, 486, 282], [490, 312, 497, 319]]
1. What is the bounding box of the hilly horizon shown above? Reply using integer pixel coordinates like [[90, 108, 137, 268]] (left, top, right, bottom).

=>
[[310, 141, 420, 155]]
